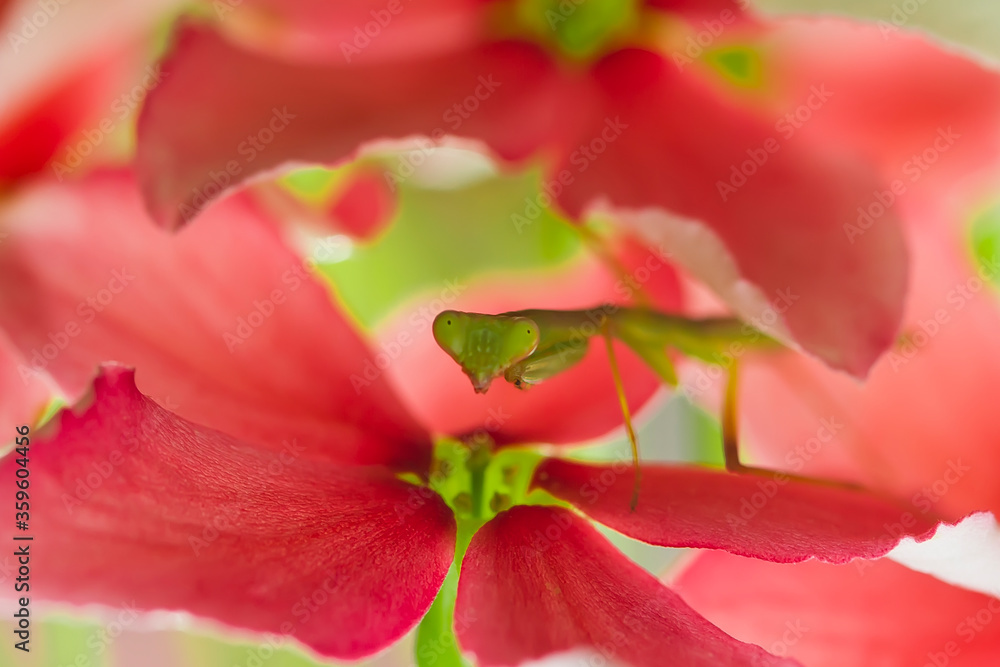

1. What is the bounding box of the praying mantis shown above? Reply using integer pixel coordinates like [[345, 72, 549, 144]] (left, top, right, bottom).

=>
[[432, 305, 779, 509]]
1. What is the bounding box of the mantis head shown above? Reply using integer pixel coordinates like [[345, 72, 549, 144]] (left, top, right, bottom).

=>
[[433, 310, 540, 393]]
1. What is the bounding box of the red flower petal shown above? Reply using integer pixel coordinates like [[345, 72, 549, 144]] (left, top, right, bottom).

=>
[[378, 240, 681, 445], [739, 212, 1000, 521], [0, 331, 51, 434], [560, 47, 908, 377], [220, 0, 489, 63], [646, 0, 751, 20], [136, 26, 568, 228], [2, 365, 456, 659], [0, 0, 183, 184], [328, 167, 398, 240], [675, 551, 1000, 667], [456, 505, 799, 667], [763, 20, 1000, 202], [139, 25, 908, 376], [535, 458, 940, 563], [0, 48, 131, 183], [0, 172, 430, 469]]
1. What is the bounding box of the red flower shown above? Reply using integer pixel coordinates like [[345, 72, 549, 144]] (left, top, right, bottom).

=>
[[0, 172, 953, 665], [133, 0, 940, 379]]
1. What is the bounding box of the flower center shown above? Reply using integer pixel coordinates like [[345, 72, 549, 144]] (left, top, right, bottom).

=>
[[502, 0, 642, 62], [428, 434, 544, 522]]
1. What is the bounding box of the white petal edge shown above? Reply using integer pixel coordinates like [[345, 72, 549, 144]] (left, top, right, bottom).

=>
[[589, 202, 796, 346], [889, 512, 1000, 598]]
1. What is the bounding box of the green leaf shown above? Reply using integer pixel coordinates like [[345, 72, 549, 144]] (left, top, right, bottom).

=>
[[971, 202, 1000, 285], [514, 0, 639, 60], [704, 45, 764, 89], [279, 166, 349, 205], [318, 165, 583, 329], [37, 617, 107, 667]]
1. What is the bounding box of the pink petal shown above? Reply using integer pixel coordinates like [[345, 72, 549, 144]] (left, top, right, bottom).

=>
[[138, 25, 908, 375], [0, 331, 52, 434], [762, 20, 1000, 203], [136, 26, 569, 228], [378, 240, 681, 445], [738, 210, 1000, 521], [559, 47, 908, 377], [0, 0, 183, 183], [646, 0, 751, 20], [220, 0, 489, 63], [0, 49, 130, 183], [456, 505, 799, 667], [675, 551, 1000, 667], [3, 365, 456, 659], [0, 171, 430, 469], [327, 167, 398, 240], [535, 458, 939, 563]]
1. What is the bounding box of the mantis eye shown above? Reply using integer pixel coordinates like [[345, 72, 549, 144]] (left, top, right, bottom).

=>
[[499, 317, 540, 365], [433, 310, 467, 359]]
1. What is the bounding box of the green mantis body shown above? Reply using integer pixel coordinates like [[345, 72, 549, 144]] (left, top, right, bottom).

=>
[[433, 305, 772, 394], [433, 305, 777, 509]]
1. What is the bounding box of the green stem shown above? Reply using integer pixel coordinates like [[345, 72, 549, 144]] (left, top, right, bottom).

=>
[[414, 519, 482, 667], [467, 440, 491, 520]]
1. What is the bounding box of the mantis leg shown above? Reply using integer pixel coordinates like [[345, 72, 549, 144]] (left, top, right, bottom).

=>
[[722, 361, 745, 472], [504, 338, 590, 387], [602, 322, 641, 511], [722, 362, 865, 491]]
